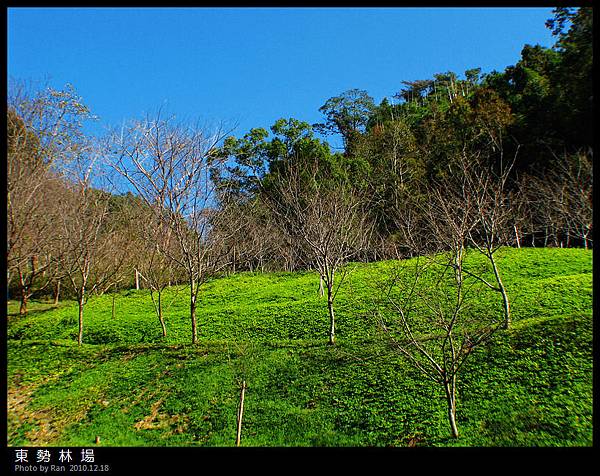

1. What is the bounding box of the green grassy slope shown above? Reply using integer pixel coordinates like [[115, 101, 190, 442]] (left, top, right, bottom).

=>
[[6, 247, 593, 446]]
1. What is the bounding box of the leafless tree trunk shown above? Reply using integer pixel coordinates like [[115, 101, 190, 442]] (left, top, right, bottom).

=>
[[326, 270, 336, 344], [18, 271, 28, 315], [513, 225, 521, 248], [76, 280, 87, 346], [53, 279, 61, 306], [444, 374, 459, 438]]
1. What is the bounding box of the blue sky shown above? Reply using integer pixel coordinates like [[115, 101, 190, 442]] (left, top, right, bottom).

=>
[[8, 7, 556, 146]]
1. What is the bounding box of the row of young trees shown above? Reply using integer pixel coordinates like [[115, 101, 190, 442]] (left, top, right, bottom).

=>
[[7, 6, 592, 338], [7, 85, 232, 345], [6, 7, 592, 437]]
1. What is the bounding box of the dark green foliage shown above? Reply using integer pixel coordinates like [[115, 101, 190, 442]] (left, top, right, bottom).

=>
[[214, 116, 364, 227], [313, 88, 375, 154], [207, 8, 593, 273], [481, 7, 592, 173]]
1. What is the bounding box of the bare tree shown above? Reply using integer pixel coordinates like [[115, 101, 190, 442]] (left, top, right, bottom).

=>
[[56, 153, 128, 345], [509, 149, 593, 252], [266, 163, 374, 345], [403, 150, 517, 329], [7, 167, 64, 313], [109, 112, 231, 344], [561, 151, 593, 249], [209, 195, 286, 274], [7, 80, 95, 313], [459, 152, 519, 330], [377, 251, 501, 439], [532, 151, 593, 249], [378, 177, 503, 438], [137, 206, 184, 337], [510, 172, 538, 248]]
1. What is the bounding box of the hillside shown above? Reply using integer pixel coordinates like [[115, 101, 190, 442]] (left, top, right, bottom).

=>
[[6, 247, 593, 447]]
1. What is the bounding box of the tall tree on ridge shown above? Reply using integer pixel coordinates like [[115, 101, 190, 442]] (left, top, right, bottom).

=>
[[314, 88, 375, 156]]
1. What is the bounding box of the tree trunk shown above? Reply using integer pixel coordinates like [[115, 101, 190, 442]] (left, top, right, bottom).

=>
[[327, 281, 335, 346], [514, 225, 521, 248], [318, 275, 324, 297], [454, 246, 464, 286], [53, 279, 61, 306], [158, 291, 167, 337], [19, 289, 28, 315], [489, 253, 511, 330], [444, 378, 459, 438], [232, 246, 236, 275], [77, 291, 85, 346], [150, 287, 167, 336], [18, 271, 28, 315], [135, 269, 140, 290], [190, 280, 198, 344]]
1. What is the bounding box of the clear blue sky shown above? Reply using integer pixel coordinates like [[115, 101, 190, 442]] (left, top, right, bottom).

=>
[[8, 7, 556, 145]]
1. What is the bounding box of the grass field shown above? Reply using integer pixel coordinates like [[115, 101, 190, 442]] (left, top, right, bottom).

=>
[[6, 247, 593, 447]]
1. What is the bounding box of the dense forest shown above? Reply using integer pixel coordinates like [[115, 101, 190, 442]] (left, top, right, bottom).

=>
[[7, 6, 592, 333], [6, 7, 593, 444]]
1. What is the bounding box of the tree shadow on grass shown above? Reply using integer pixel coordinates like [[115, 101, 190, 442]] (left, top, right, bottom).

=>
[[7, 300, 67, 319]]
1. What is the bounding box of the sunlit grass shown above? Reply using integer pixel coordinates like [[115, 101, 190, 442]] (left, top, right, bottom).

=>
[[7, 247, 593, 446]]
